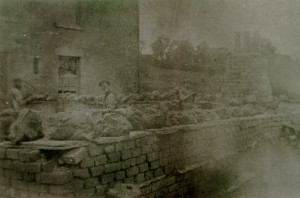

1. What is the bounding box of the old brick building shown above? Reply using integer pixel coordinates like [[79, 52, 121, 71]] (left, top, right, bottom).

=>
[[0, 0, 139, 96]]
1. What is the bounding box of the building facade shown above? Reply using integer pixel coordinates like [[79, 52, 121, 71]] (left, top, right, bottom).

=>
[[0, 0, 139, 96]]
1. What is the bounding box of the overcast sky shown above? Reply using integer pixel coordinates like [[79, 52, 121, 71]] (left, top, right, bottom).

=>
[[140, 0, 300, 59]]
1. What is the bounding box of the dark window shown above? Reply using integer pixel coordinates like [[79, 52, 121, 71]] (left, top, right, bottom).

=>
[[58, 56, 80, 94]]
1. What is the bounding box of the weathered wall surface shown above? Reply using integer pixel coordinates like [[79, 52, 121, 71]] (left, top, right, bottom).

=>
[[0, 0, 139, 95], [140, 54, 272, 101], [221, 54, 272, 99], [0, 114, 281, 198], [139, 65, 224, 98]]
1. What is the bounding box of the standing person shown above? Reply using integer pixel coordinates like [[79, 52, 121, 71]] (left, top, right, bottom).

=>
[[9, 78, 26, 110], [99, 80, 118, 111], [0, 78, 25, 141]]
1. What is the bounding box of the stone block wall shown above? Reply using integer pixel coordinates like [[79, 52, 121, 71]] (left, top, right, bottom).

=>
[[140, 54, 272, 102], [0, 114, 281, 198], [221, 54, 272, 99], [139, 64, 224, 97]]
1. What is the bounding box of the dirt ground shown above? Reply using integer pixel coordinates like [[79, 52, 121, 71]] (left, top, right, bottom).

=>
[[217, 102, 300, 198], [192, 138, 300, 198], [224, 139, 300, 198]]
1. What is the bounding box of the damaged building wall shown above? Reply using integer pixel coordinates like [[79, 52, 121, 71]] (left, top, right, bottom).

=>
[[0, 0, 139, 96]]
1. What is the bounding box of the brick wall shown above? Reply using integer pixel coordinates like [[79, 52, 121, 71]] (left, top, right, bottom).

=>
[[0, 114, 281, 198], [139, 65, 224, 97], [221, 54, 272, 99]]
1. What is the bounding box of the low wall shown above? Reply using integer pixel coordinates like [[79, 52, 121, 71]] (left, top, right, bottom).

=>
[[0, 114, 282, 198]]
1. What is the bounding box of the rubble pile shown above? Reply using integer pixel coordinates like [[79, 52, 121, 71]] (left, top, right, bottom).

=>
[[48, 111, 96, 140], [46, 104, 166, 140], [0, 109, 19, 141], [0, 88, 279, 141], [8, 108, 44, 144], [45, 100, 270, 140], [166, 105, 264, 126], [94, 112, 133, 137], [25, 89, 180, 109], [166, 109, 220, 126], [128, 104, 166, 130], [278, 103, 300, 149]]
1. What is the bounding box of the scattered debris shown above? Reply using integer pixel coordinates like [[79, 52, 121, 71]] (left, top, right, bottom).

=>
[[95, 112, 133, 137], [48, 111, 95, 140], [8, 108, 44, 144]]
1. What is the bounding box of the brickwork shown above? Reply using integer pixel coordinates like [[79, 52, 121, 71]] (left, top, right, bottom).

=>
[[0, 114, 281, 198], [221, 54, 272, 99]]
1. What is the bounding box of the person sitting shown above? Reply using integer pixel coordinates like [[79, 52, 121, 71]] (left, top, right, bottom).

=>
[[178, 80, 195, 103]]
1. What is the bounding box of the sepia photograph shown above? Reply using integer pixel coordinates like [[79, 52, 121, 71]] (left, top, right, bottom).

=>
[[0, 0, 299, 197]]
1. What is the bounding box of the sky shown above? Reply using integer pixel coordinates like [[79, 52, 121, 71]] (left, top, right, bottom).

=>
[[139, 0, 300, 59]]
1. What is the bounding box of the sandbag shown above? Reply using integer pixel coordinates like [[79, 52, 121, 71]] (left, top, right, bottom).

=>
[[115, 108, 144, 130], [48, 111, 94, 140], [132, 104, 166, 129], [9, 108, 44, 144], [116, 105, 166, 130], [166, 109, 220, 126], [95, 112, 133, 137], [158, 100, 182, 112], [166, 110, 199, 126]]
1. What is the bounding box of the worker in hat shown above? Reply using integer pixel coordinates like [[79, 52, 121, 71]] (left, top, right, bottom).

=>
[[0, 78, 24, 141], [178, 80, 195, 102], [99, 80, 118, 111]]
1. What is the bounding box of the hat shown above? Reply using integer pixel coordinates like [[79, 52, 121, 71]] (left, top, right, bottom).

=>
[[99, 80, 110, 86]]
